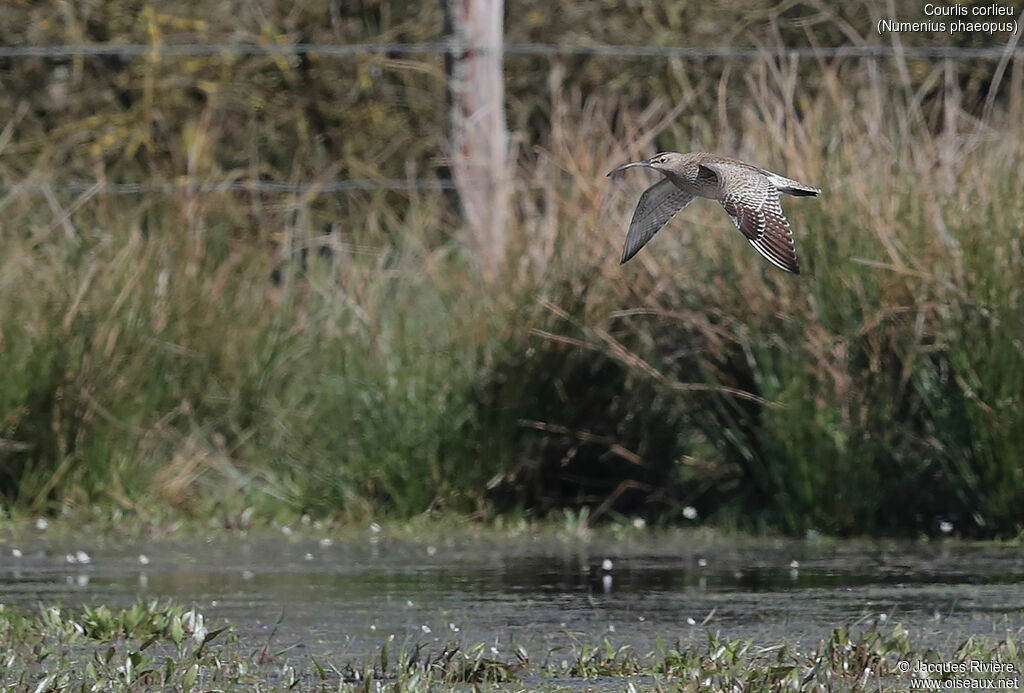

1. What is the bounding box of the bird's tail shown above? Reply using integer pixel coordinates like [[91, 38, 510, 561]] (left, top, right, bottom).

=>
[[765, 173, 820, 196]]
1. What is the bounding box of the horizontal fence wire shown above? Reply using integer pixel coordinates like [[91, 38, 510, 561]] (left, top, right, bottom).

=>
[[3, 39, 1020, 197], [1, 42, 1023, 60], [0, 179, 459, 196]]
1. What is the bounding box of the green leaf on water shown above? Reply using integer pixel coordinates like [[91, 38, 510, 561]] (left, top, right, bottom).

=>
[[203, 626, 227, 645], [182, 663, 197, 692], [195, 626, 227, 657], [310, 655, 326, 680], [381, 635, 390, 674]]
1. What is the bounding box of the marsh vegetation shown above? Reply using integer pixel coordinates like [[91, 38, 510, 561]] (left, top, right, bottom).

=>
[[1, 599, 1020, 691], [1, 2, 1022, 537]]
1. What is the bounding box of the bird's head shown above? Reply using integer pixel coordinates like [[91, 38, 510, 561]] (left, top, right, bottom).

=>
[[606, 151, 682, 176]]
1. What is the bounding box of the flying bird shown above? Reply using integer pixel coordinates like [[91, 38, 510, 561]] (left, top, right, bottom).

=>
[[607, 152, 820, 273]]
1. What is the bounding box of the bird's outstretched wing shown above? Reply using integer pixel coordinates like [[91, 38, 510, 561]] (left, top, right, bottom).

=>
[[699, 162, 801, 274], [620, 179, 695, 263]]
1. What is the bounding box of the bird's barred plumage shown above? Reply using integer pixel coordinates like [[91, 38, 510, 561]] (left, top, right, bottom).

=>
[[619, 179, 695, 264], [607, 152, 820, 274]]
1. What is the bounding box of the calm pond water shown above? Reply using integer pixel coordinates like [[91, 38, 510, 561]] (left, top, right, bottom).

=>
[[1, 528, 1022, 660]]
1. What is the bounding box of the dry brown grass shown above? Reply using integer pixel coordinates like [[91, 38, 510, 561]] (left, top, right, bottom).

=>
[[0, 3, 1022, 533]]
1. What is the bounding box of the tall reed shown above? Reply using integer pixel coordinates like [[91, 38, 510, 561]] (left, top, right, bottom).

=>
[[1, 2, 1022, 534]]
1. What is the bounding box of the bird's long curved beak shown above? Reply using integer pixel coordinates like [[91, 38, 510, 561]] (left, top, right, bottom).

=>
[[606, 160, 652, 177]]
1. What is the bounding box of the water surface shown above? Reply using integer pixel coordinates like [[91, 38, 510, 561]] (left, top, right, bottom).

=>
[[1, 529, 1021, 660]]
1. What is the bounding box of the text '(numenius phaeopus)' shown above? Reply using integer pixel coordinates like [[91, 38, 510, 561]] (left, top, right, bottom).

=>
[[878, 3, 1019, 36]]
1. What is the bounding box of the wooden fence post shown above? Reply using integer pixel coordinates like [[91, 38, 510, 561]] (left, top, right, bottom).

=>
[[444, 0, 508, 280]]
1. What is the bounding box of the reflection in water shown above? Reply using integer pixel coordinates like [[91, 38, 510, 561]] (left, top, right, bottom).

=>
[[1, 531, 1022, 657]]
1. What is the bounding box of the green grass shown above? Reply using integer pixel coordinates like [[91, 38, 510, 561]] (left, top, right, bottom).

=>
[[1, 3, 1023, 536], [1, 600, 1020, 691]]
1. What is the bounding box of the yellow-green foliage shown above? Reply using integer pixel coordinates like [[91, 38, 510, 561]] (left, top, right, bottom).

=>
[[0, 2, 1022, 534]]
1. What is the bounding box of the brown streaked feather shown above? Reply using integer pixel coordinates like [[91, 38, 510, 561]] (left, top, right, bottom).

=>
[[620, 179, 695, 264], [699, 162, 801, 274]]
